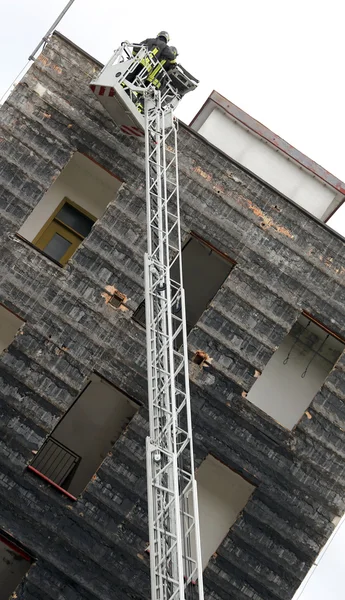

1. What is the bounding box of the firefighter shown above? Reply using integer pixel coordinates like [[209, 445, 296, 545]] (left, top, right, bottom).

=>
[[130, 31, 172, 79], [134, 45, 178, 113], [130, 35, 176, 112], [133, 31, 171, 60], [125, 31, 172, 93], [146, 45, 178, 89], [164, 46, 178, 72]]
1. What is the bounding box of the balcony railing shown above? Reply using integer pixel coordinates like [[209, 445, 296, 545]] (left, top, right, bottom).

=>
[[28, 437, 81, 495]]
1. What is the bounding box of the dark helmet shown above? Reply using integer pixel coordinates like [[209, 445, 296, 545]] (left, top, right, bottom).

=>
[[157, 31, 170, 43], [170, 46, 178, 58]]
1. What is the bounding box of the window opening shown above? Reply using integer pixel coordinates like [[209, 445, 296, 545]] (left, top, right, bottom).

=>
[[0, 533, 32, 600], [133, 234, 234, 335], [33, 198, 95, 265], [0, 304, 24, 353], [247, 313, 344, 429], [17, 152, 122, 265], [28, 374, 139, 497], [189, 455, 254, 571]]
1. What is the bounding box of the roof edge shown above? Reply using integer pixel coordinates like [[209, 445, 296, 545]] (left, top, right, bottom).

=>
[[180, 120, 345, 245], [191, 90, 345, 196], [52, 30, 104, 68]]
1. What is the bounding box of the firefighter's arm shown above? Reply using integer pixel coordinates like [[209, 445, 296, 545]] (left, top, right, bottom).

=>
[[132, 38, 150, 54], [160, 46, 175, 61]]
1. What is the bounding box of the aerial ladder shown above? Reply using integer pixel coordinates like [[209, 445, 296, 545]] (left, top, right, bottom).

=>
[[90, 43, 203, 600]]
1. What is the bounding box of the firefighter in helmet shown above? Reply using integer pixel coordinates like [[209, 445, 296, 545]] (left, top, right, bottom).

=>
[[134, 31, 171, 57], [146, 45, 178, 90], [125, 31, 172, 88]]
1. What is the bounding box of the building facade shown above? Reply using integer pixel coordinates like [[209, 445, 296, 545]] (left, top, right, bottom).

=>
[[1, 31, 345, 600], [190, 91, 345, 223]]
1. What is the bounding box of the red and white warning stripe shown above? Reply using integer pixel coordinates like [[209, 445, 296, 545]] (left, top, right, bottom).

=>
[[90, 84, 115, 97], [90, 84, 144, 137]]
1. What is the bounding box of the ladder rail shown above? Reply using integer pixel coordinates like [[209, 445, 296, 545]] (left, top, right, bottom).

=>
[[144, 86, 204, 600]]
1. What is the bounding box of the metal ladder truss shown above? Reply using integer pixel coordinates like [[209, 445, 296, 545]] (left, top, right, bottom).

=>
[[91, 43, 203, 600], [144, 87, 204, 600]]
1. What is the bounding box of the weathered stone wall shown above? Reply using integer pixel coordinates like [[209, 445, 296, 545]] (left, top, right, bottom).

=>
[[0, 32, 345, 600]]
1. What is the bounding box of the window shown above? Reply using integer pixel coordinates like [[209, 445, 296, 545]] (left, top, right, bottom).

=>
[[0, 533, 32, 600], [33, 198, 95, 264], [28, 374, 139, 497], [247, 313, 345, 429], [191, 455, 254, 570], [0, 304, 24, 353], [133, 234, 234, 332], [18, 152, 122, 265]]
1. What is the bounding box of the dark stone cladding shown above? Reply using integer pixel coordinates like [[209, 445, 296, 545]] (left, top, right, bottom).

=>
[[1, 31, 345, 600]]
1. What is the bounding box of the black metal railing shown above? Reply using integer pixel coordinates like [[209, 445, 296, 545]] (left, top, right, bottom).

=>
[[30, 437, 81, 488]]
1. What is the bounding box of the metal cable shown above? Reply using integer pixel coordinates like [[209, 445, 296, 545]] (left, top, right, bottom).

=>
[[0, 61, 31, 105], [0, 0, 77, 105], [283, 321, 310, 365], [301, 334, 329, 378]]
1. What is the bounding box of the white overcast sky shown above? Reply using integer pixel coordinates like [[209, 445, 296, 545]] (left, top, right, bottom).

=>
[[1, 1, 345, 598]]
